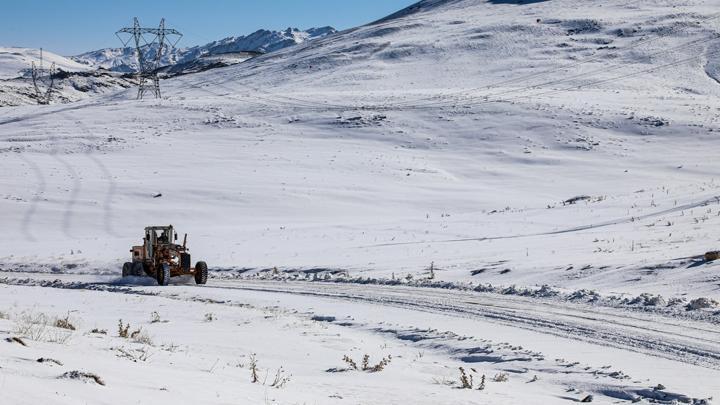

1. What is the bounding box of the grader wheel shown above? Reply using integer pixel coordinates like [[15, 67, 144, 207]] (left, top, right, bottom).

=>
[[157, 264, 171, 286], [122, 262, 133, 278], [195, 261, 208, 285]]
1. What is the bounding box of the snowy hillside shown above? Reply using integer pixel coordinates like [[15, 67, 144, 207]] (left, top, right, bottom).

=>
[[1, 0, 720, 403], [2, 0, 720, 296], [0, 47, 89, 80], [72, 27, 337, 72]]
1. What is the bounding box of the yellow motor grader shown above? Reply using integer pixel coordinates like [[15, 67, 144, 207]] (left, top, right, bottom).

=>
[[123, 225, 208, 286]]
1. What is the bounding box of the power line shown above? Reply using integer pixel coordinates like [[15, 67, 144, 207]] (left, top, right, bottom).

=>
[[116, 17, 183, 99], [30, 48, 56, 105]]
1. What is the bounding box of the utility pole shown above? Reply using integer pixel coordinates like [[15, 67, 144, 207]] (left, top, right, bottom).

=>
[[116, 18, 182, 99], [31, 48, 56, 105]]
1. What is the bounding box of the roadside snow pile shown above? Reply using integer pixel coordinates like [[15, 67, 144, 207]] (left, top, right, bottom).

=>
[[0, 259, 120, 276], [225, 270, 720, 320], [687, 297, 719, 311]]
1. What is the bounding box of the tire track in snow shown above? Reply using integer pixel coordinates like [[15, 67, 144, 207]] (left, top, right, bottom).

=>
[[1, 274, 719, 368], [207, 280, 720, 370], [51, 152, 82, 239], [86, 153, 120, 237], [16, 153, 46, 242]]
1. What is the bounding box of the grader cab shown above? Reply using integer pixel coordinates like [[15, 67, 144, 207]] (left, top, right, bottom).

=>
[[122, 225, 208, 286]]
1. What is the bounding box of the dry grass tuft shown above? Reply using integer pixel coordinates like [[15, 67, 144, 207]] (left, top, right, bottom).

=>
[[54, 315, 76, 331], [130, 328, 153, 345], [59, 370, 105, 386], [341, 354, 392, 373], [6, 336, 28, 346], [37, 357, 64, 366], [249, 353, 259, 383], [270, 366, 291, 389], [493, 373, 509, 382]]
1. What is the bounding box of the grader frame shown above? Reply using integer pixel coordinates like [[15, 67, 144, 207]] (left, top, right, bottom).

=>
[[123, 225, 207, 286]]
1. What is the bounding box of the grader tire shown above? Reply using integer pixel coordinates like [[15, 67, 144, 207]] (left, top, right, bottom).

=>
[[122, 262, 133, 278], [157, 264, 171, 286], [132, 262, 145, 277], [194, 261, 208, 285]]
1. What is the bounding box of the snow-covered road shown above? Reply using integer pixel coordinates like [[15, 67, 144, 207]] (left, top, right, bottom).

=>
[[208, 280, 720, 368], [1, 272, 718, 401]]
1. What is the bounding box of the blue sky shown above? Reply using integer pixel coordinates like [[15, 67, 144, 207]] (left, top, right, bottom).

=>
[[0, 0, 417, 55]]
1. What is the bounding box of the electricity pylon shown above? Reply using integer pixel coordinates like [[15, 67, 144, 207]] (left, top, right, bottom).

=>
[[31, 48, 56, 105], [116, 18, 182, 99]]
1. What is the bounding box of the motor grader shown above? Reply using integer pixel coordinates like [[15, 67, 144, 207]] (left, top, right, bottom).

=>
[[122, 225, 208, 286]]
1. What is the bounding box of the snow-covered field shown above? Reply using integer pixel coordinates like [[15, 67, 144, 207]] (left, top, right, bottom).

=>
[[1, 0, 720, 403]]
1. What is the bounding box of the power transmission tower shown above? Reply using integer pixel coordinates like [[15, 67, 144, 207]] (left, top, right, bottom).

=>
[[31, 48, 56, 105], [116, 18, 182, 99]]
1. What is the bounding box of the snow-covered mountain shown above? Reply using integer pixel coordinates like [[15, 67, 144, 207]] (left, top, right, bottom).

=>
[[72, 26, 337, 72], [0, 47, 90, 80]]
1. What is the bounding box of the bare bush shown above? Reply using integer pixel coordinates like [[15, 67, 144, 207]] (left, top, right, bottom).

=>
[[116, 320, 152, 345], [204, 313, 216, 322], [115, 346, 154, 362], [493, 373, 509, 382], [15, 312, 49, 341], [130, 328, 153, 345], [368, 355, 392, 372], [342, 355, 358, 370], [150, 311, 162, 323], [118, 320, 130, 338], [459, 367, 473, 389], [249, 353, 259, 383], [270, 366, 291, 389], [341, 354, 392, 373], [15, 311, 73, 344]]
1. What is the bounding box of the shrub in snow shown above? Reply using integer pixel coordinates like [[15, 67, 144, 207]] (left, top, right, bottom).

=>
[[270, 366, 291, 389], [341, 354, 391, 373], [117, 319, 130, 338], [458, 367, 473, 389], [249, 353, 259, 383]]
